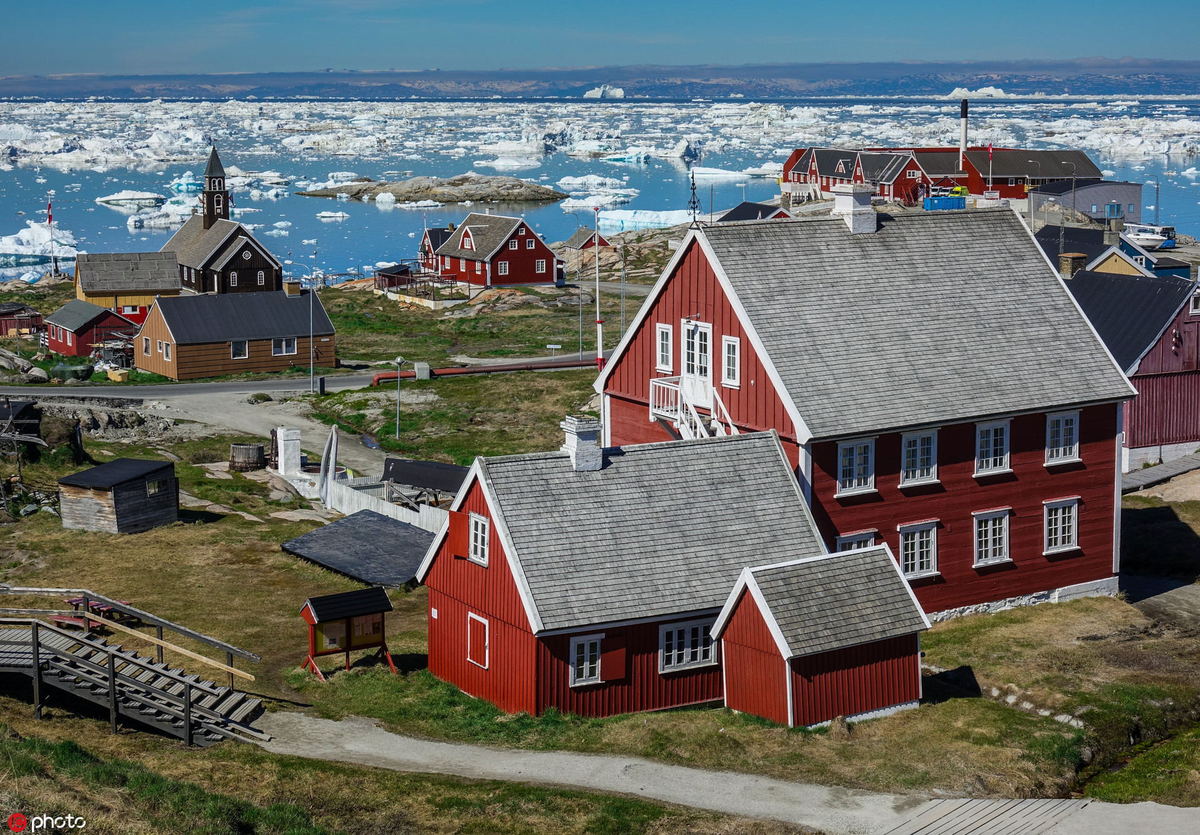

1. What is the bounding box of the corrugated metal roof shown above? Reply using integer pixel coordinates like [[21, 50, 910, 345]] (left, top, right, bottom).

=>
[[154, 290, 334, 344], [76, 251, 180, 294], [1065, 270, 1196, 371]]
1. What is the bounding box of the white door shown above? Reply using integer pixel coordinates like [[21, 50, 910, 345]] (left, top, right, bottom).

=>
[[680, 320, 713, 409]]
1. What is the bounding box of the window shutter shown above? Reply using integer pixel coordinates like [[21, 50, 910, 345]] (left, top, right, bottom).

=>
[[448, 509, 470, 559], [601, 633, 627, 681]]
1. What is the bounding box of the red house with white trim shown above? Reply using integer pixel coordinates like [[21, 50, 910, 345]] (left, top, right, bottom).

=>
[[782, 148, 926, 204], [45, 300, 137, 358], [433, 213, 559, 286], [597, 188, 1136, 618], [418, 226, 455, 274]]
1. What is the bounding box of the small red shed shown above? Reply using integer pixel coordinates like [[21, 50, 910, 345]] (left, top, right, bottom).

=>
[[713, 547, 930, 727], [0, 303, 44, 337], [300, 587, 397, 681], [44, 299, 136, 357]]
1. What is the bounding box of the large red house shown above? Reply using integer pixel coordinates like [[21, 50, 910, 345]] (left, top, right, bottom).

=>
[[417, 425, 929, 720], [596, 188, 1136, 618], [433, 213, 559, 286]]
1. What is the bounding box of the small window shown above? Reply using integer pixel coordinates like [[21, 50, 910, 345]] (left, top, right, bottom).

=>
[[142, 337, 150, 356], [836, 439, 875, 496], [1090, 204, 1099, 213], [1046, 411, 1080, 465], [518, 226, 526, 235], [659, 619, 716, 673], [231, 340, 248, 360], [655, 324, 673, 372], [121, 305, 138, 314], [1044, 498, 1080, 554], [163, 343, 172, 361], [721, 336, 740, 388], [460, 258, 467, 271], [907, 169, 920, 179], [156, 340, 163, 353], [214, 194, 223, 210], [467, 613, 489, 669], [146, 479, 164, 497], [508, 240, 518, 250], [66, 331, 73, 346], [1190, 293, 1200, 315], [535, 259, 546, 274], [1134, 255, 1146, 267], [475, 260, 482, 273], [497, 261, 509, 276], [468, 512, 489, 566], [899, 521, 938, 578], [1128, 203, 1136, 213], [975, 420, 1011, 475], [526, 238, 536, 249], [973, 509, 1011, 566], [900, 430, 938, 485], [241, 250, 251, 261], [271, 337, 297, 356], [836, 531, 876, 551], [570, 634, 602, 686], [257, 271, 265, 285], [230, 271, 238, 287], [1008, 178, 1017, 186]]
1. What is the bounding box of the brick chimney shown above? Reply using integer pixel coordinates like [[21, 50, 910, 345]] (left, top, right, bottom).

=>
[[1058, 252, 1087, 279], [831, 184, 877, 234], [561, 415, 602, 472]]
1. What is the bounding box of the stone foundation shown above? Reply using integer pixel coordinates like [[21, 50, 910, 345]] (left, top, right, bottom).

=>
[[929, 575, 1119, 622]]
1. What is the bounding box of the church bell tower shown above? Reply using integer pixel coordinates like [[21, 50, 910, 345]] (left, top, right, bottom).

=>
[[200, 146, 230, 229]]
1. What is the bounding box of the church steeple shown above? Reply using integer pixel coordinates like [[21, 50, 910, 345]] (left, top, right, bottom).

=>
[[200, 146, 230, 229]]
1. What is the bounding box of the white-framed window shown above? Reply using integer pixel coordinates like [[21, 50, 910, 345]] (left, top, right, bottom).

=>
[[241, 250, 251, 261], [1008, 178, 1017, 186], [466, 613, 489, 669], [508, 240, 518, 250], [272, 337, 297, 356], [907, 169, 920, 179], [721, 336, 741, 388], [231, 340, 248, 360], [836, 530, 876, 551], [497, 261, 509, 276], [142, 337, 150, 356], [526, 238, 536, 249], [468, 512, 489, 566], [162, 342, 172, 361], [899, 521, 938, 577], [975, 420, 1011, 475], [475, 260, 482, 273], [1044, 498, 1080, 554], [66, 331, 73, 346], [214, 194, 223, 210], [460, 258, 467, 271], [121, 305, 138, 314], [681, 321, 711, 379], [156, 340, 163, 353], [973, 508, 1011, 566], [1046, 411, 1080, 465], [257, 271, 265, 285], [570, 634, 602, 686], [655, 323, 673, 372], [1191, 293, 1200, 315], [836, 439, 875, 496], [1134, 255, 1146, 268], [659, 618, 716, 673], [535, 259, 546, 274], [518, 226, 526, 235], [900, 430, 938, 485], [229, 271, 238, 287], [461, 232, 474, 251]]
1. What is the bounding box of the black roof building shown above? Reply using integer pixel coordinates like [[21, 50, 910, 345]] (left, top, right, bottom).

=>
[[59, 458, 173, 489], [1065, 271, 1196, 372], [301, 586, 393, 623], [153, 289, 333, 345], [283, 510, 434, 587]]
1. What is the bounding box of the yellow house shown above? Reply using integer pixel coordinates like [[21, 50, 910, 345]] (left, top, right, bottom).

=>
[[75, 252, 182, 325]]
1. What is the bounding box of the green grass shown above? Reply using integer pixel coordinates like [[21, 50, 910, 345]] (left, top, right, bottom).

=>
[[1085, 725, 1200, 806]]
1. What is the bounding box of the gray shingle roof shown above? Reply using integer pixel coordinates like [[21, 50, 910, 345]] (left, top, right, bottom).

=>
[[963, 149, 1102, 180], [746, 548, 929, 658], [716, 202, 787, 223], [912, 150, 964, 176], [813, 148, 858, 179], [160, 215, 276, 272], [153, 290, 334, 344], [480, 431, 826, 632], [436, 213, 523, 261], [698, 209, 1134, 439], [563, 227, 607, 248], [45, 299, 131, 332], [76, 252, 180, 294]]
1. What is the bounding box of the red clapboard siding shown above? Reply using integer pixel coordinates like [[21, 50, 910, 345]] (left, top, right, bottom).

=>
[[790, 635, 921, 727], [1126, 371, 1200, 448], [536, 620, 724, 718], [604, 240, 798, 441], [809, 404, 1119, 613], [437, 224, 557, 286], [719, 589, 789, 725]]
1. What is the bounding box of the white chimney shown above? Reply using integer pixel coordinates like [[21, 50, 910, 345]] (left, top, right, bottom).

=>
[[831, 184, 877, 234], [959, 98, 969, 171], [560, 415, 603, 472]]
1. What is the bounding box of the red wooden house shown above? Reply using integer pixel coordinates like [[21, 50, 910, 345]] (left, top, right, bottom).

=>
[[417, 424, 862, 719], [433, 213, 558, 286], [714, 548, 928, 727], [418, 225, 455, 273], [596, 188, 1136, 619], [45, 300, 137, 357], [563, 227, 612, 250], [781, 148, 926, 203]]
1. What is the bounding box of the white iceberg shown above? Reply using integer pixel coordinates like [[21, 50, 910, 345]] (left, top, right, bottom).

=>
[[316, 211, 349, 220], [0, 220, 79, 266], [95, 190, 165, 208], [583, 85, 625, 99], [598, 209, 691, 232]]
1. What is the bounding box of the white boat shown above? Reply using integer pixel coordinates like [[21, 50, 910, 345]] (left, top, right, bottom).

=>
[[95, 190, 165, 209], [1123, 222, 1177, 250]]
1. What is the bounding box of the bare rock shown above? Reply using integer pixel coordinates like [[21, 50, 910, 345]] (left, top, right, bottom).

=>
[[23, 367, 48, 383], [827, 715, 852, 740], [299, 172, 567, 204], [0, 348, 32, 373]]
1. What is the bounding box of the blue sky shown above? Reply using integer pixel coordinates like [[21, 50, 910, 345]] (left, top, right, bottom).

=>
[[5, 0, 1198, 75]]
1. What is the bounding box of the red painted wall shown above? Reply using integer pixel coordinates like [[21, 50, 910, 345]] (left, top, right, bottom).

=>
[[1124, 304, 1200, 448], [47, 311, 135, 357], [790, 635, 921, 727], [809, 404, 1119, 613], [719, 589, 789, 725], [437, 224, 557, 286]]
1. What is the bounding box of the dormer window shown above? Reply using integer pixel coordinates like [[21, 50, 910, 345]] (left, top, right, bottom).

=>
[[462, 231, 474, 251]]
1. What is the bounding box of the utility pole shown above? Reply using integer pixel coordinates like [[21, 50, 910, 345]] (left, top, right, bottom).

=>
[[593, 207, 603, 368], [1026, 159, 1041, 229], [394, 356, 405, 441]]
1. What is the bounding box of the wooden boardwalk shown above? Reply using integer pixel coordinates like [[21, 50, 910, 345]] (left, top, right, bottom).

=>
[[1121, 451, 1200, 493], [881, 798, 1093, 834]]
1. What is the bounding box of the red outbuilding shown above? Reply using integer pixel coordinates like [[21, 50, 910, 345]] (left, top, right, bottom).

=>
[[44, 299, 137, 357], [597, 187, 1136, 619], [714, 548, 929, 727], [433, 213, 559, 286]]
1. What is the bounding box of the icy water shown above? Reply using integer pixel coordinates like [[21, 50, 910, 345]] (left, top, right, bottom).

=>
[[1, 96, 1198, 278]]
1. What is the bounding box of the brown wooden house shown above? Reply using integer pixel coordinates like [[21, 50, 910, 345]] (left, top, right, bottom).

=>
[[134, 285, 335, 380], [59, 459, 178, 534]]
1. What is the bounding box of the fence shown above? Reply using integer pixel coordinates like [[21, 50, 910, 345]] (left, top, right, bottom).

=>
[[325, 476, 448, 532]]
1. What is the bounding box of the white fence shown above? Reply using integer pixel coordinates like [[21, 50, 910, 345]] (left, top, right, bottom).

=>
[[325, 476, 448, 532]]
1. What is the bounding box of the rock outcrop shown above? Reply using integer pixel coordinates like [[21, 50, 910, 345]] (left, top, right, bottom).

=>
[[298, 172, 567, 203]]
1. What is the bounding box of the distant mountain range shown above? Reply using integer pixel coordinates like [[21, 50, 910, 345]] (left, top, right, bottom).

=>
[[3, 59, 1199, 99]]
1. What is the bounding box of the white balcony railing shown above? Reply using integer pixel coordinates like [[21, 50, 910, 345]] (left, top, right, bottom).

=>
[[648, 376, 739, 441]]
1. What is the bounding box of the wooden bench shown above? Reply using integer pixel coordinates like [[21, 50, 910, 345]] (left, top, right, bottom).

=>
[[51, 614, 97, 632]]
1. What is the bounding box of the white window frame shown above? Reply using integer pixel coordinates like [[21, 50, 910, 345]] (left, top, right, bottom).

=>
[[146, 479, 164, 497], [655, 324, 673, 372], [497, 261, 509, 276], [900, 429, 938, 486], [658, 618, 717, 673], [230, 340, 248, 360], [214, 194, 223, 210], [898, 520, 939, 579], [121, 305, 138, 314], [721, 335, 741, 389], [1045, 410, 1081, 466], [66, 331, 73, 346], [1191, 293, 1200, 315], [272, 337, 297, 356], [974, 419, 1011, 476], [972, 508, 1012, 566], [461, 231, 474, 251], [257, 270, 265, 286], [156, 340, 163, 354], [508, 239, 518, 250], [230, 271, 238, 287], [466, 613, 489, 669], [162, 342, 171, 361], [1043, 497, 1080, 555], [535, 259, 546, 274], [518, 226, 526, 235], [526, 238, 536, 249], [569, 633, 603, 686], [907, 169, 920, 179], [835, 438, 876, 497], [468, 512, 489, 566], [142, 337, 150, 356], [835, 530, 877, 551]]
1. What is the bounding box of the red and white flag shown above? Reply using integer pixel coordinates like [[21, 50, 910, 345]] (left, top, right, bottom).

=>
[[46, 201, 52, 225], [988, 143, 993, 160]]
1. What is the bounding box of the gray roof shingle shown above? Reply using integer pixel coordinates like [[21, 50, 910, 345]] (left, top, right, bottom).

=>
[[480, 432, 826, 632], [153, 290, 334, 344], [45, 299, 131, 332], [745, 548, 929, 658], [699, 209, 1134, 438], [160, 215, 277, 272], [76, 252, 180, 294], [436, 213, 523, 261]]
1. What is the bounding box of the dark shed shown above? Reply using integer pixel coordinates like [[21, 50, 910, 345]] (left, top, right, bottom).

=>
[[282, 510, 434, 587], [58, 458, 178, 534]]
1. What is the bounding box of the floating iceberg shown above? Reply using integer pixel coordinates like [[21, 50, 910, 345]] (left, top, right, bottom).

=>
[[316, 211, 350, 220], [95, 190, 165, 208], [598, 209, 691, 232], [168, 171, 203, 193], [0, 220, 79, 266], [689, 166, 746, 179], [583, 85, 625, 99]]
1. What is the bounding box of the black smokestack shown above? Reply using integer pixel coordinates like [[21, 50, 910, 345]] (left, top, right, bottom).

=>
[[960, 98, 969, 119]]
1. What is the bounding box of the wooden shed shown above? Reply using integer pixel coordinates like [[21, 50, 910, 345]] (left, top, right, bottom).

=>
[[713, 547, 930, 727], [58, 458, 179, 534]]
